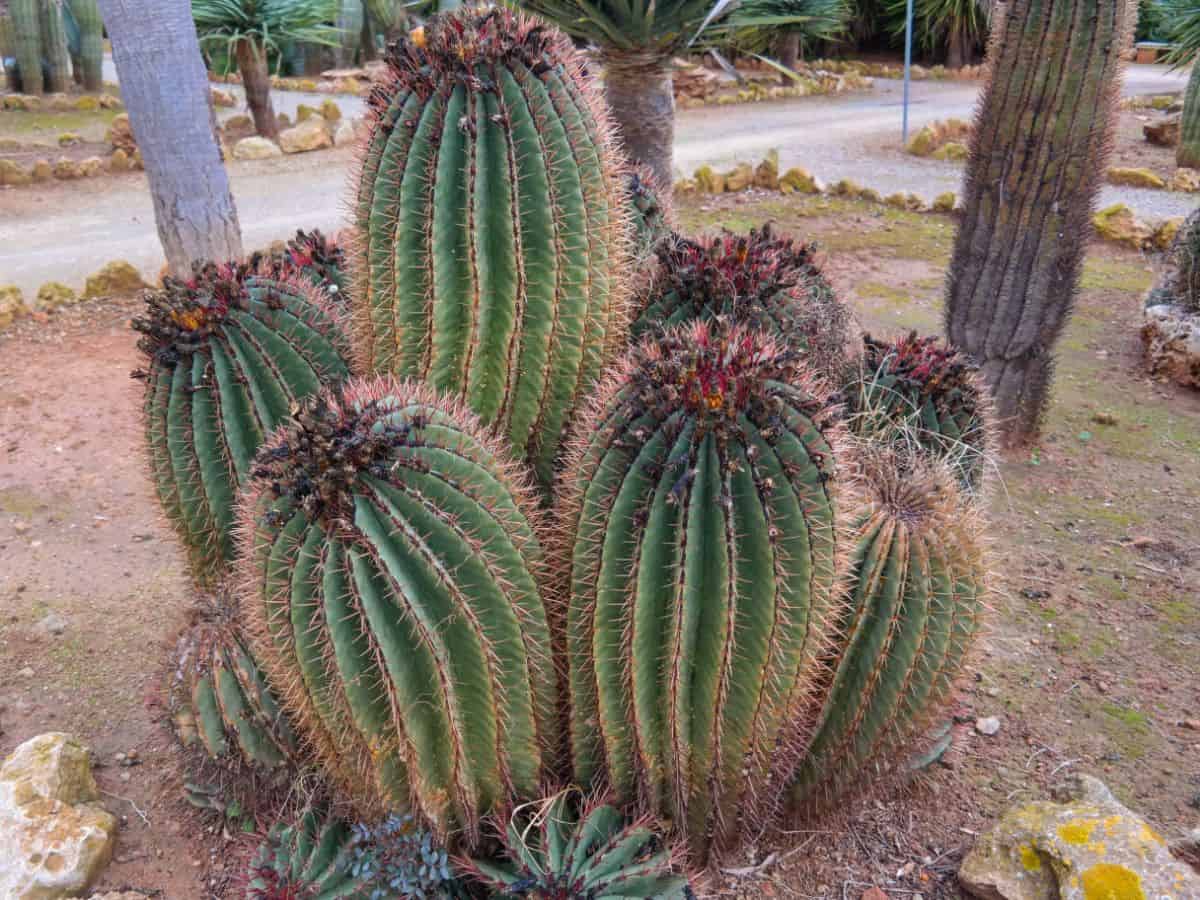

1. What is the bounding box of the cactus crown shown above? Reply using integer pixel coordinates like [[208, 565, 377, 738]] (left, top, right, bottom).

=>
[[133, 262, 256, 359], [253, 229, 346, 295]]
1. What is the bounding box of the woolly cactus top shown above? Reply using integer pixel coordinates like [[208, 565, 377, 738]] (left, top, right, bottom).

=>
[[859, 449, 963, 531], [133, 262, 255, 359]]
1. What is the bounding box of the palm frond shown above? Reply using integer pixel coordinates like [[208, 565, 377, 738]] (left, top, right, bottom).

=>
[[880, 0, 990, 54], [192, 0, 343, 53], [1155, 0, 1200, 66], [697, 0, 850, 52]]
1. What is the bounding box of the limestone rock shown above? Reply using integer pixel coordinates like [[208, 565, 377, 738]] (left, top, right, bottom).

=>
[[210, 87, 236, 107], [959, 774, 1200, 900], [1142, 303, 1200, 389], [754, 150, 780, 190], [0, 285, 29, 330], [0, 733, 118, 899], [97, 94, 122, 110], [233, 136, 283, 160], [0, 159, 32, 186], [78, 157, 104, 178], [36, 282, 78, 310], [932, 141, 969, 161], [830, 178, 864, 197], [321, 98, 342, 121], [279, 117, 332, 154], [1171, 168, 1200, 193], [1144, 114, 1180, 147], [885, 191, 925, 211], [333, 118, 357, 147], [906, 124, 938, 157], [75, 95, 99, 111], [31, 159, 52, 182], [83, 261, 148, 299], [296, 102, 320, 122], [723, 162, 755, 192], [106, 114, 136, 154], [277, 112, 293, 129], [1107, 167, 1167, 190], [107, 149, 132, 172], [933, 191, 957, 213], [693, 165, 725, 194], [223, 113, 253, 135], [779, 166, 820, 195], [860, 187, 883, 203], [1092, 204, 1152, 249], [53, 158, 82, 180], [46, 94, 73, 111], [1153, 217, 1183, 251]]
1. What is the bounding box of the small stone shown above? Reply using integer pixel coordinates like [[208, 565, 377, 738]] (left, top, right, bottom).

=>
[[232, 136, 283, 160], [320, 98, 342, 121], [33, 612, 68, 636], [30, 159, 52, 182], [778, 166, 821, 195], [54, 157, 83, 180], [278, 117, 333, 154], [210, 87, 236, 107], [118, 771, 131, 782], [108, 148, 132, 172], [0, 159, 32, 186], [1107, 166, 1167, 189], [106, 113, 137, 154], [333, 118, 357, 147], [78, 156, 105, 178], [975, 716, 1001, 736], [75, 95, 100, 111], [722, 162, 755, 192], [58, 132, 81, 147], [1144, 114, 1180, 147], [1183, 719, 1200, 731], [35, 282, 78, 311], [18, 667, 35, 678], [97, 94, 122, 110], [223, 113, 253, 134], [83, 260, 148, 299], [0, 285, 29, 331], [1171, 168, 1200, 193]]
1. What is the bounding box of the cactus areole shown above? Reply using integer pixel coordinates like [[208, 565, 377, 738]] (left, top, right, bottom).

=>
[[132, 264, 351, 582], [558, 320, 844, 860], [353, 8, 629, 488], [240, 378, 556, 838]]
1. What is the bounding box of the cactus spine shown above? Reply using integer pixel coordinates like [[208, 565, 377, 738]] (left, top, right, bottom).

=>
[[789, 454, 984, 814], [39, 0, 70, 93], [558, 320, 844, 860], [11, 0, 43, 95], [133, 265, 352, 582], [67, 0, 102, 91], [352, 8, 629, 486], [240, 378, 556, 837]]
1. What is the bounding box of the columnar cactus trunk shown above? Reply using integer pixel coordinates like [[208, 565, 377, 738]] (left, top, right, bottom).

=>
[[240, 378, 557, 838], [1179, 63, 1200, 170], [132, 265, 351, 582], [944, 0, 1132, 444], [39, 0, 71, 93], [11, 0, 43, 95], [67, 0, 103, 91], [335, 0, 363, 67], [789, 455, 985, 815], [557, 321, 845, 861], [352, 8, 629, 488]]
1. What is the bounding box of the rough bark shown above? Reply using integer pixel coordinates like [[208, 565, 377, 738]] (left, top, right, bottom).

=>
[[39, 0, 72, 92], [946, 22, 967, 69], [1178, 63, 1200, 170], [776, 31, 801, 84], [235, 37, 279, 140], [11, 0, 44, 95], [603, 51, 675, 190], [944, 0, 1132, 445], [97, 0, 243, 275]]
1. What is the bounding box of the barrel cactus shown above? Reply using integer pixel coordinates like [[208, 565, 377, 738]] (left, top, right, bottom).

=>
[[557, 320, 845, 860], [243, 808, 367, 899], [625, 164, 673, 261], [462, 790, 691, 899], [132, 263, 352, 582], [352, 7, 629, 486], [256, 229, 349, 301], [789, 452, 985, 816], [843, 332, 990, 493], [629, 226, 849, 379], [240, 377, 556, 837]]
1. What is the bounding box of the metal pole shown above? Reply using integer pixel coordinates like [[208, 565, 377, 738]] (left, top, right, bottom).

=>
[[902, 0, 914, 143]]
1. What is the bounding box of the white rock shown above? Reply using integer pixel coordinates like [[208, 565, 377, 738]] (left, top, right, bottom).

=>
[[0, 733, 118, 899], [975, 716, 1001, 736], [33, 613, 68, 637], [333, 118, 357, 147], [232, 136, 283, 161], [1142, 303, 1200, 389]]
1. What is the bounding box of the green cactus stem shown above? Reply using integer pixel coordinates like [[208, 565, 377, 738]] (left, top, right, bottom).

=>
[[67, 0, 102, 91], [788, 453, 985, 816], [240, 377, 556, 838], [352, 7, 629, 487], [629, 225, 849, 379], [11, 0, 43, 95], [132, 263, 352, 582], [38, 0, 71, 93], [625, 164, 674, 261], [557, 319, 844, 861], [242, 808, 365, 899]]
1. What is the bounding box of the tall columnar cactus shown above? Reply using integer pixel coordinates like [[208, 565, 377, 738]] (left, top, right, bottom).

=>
[[67, 0, 102, 91], [557, 320, 844, 860], [335, 0, 364, 67], [39, 0, 71, 93], [789, 453, 985, 816], [625, 164, 674, 261], [240, 378, 556, 838], [132, 264, 352, 582], [629, 226, 849, 379], [352, 8, 630, 487], [843, 332, 991, 494], [10, 0, 43, 95]]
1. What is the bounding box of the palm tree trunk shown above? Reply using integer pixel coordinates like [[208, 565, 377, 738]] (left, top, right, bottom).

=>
[[1178, 63, 1200, 170], [776, 31, 800, 84], [603, 51, 675, 190], [944, 0, 1131, 445], [946, 22, 967, 69], [235, 37, 279, 140], [97, 0, 243, 275]]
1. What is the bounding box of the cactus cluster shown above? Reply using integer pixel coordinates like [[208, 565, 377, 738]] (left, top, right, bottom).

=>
[[624, 164, 674, 260], [2, 0, 100, 94], [630, 225, 849, 379], [352, 7, 629, 486], [255, 229, 349, 301], [243, 808, 367, 899]]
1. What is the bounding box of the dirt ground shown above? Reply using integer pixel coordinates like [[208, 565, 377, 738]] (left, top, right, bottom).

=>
[[1, 191, 1197, 899]]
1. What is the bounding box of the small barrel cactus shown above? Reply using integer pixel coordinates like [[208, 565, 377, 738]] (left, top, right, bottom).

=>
[[843, 332, 990, 493], [352, 7, 629, 487], [462, 790, 691, 899], [557, 320, 845, 860], [240, 377, 556, 837], [629, 226, 849, 378], [132, 263, 352, 581], [255, 229, 349, 301], [625, 164, 673, 261], [243, 808, 365, 899], [789, 453, 985, 816]]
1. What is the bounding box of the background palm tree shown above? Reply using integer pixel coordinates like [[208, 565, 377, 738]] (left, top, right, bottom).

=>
[[1154, 0, 1200, 168], [715, 0, 851, 82], [191, 0, 341, 139], [883, 0, 991, 68]]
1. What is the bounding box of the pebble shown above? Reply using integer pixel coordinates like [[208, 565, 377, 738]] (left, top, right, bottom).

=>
[[975, 716, 1002, 736], [1182, 719, 1200, 731], [118, 771, 131, 782], [34, 612, 68, 636], [18, 667, 34, 677]]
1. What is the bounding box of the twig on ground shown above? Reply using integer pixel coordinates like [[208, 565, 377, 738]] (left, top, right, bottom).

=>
[[101, 789, 150, 826]]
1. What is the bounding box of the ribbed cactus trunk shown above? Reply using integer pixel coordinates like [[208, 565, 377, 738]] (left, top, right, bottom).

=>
[[0, 15, 17, 91], [39, 0, 71, 93], [335, 0, 363, 67], [558, 321, 844, 861], [11, 0, 43, 95], [944, 0, 1132, 445], [1179, 63, 1200, 170], [68, 0, 103, 91], [353, 9, 628, 489], [603, 51, 675, 190]]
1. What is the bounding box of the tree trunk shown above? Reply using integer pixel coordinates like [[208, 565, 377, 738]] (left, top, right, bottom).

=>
[[603, 51, 675, 191], [776, 31, 800, 84], [69, 0, 105, 91], [96, 0, 243, 275], [946, 22, 967, 69], [335, 0, 363, 68], [1177, 63, 1200, 169], [39, 0, 72, 93], [235, 38, 279, 140], [944, 0, 1131, 446], [360, 12, 376, 62], [11, 0, 44, 95]]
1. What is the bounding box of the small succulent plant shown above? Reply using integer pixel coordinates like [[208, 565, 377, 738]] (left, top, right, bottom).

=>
[[347, 813, 459, 899]]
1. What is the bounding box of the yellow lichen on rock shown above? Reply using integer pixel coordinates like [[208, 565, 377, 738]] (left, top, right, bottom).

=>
[[1080, 863, 1144, 900], [83, 261, 148, 299]]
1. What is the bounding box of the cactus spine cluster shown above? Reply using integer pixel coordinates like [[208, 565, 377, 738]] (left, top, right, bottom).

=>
[[789, 455, 984, 814], [352, 7, 629, 486], [240, 378, 556, 836], [625, 165, 673, 261], [133, 264, 352, 581], [255, 229, 349, 301], [558, 320, 843, 860]]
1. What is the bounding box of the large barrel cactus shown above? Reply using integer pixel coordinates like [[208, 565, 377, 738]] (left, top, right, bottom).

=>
[[629, 226, 849, 379], [557, 320, 845, 860], [789, 453, 985, 816], [240, 378, 556, 837], [352, 8, 629, 486], [132, 264, 352, 582]]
